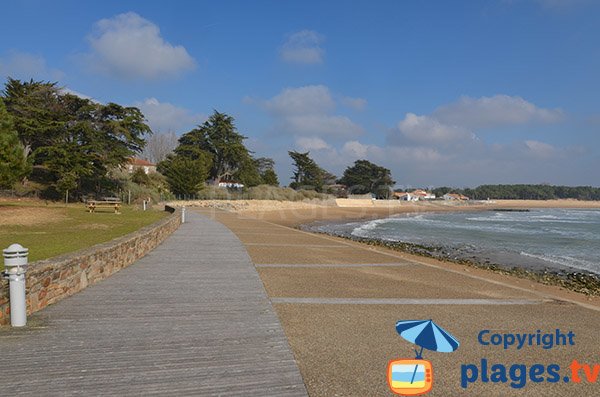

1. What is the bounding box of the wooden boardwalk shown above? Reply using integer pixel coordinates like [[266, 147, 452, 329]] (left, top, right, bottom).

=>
[[0, 212, 307, 396]]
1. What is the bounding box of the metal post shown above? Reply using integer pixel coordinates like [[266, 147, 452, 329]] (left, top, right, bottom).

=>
[[3, 244, 29, 327], [182, 206, 186, 223]]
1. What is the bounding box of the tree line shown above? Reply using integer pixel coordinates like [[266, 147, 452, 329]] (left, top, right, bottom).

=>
[[432, 185, 600, 201], [5, 78, 595, 202], [0, 78, 150, 199], [0, 77, 396, 199]]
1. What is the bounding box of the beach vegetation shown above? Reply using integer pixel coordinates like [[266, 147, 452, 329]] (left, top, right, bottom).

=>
[[190, 184, 331, 201]]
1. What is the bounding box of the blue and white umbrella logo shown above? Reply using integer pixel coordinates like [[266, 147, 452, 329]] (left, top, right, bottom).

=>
[[395, 319, 460, 358], [392, 319, 460, 389]]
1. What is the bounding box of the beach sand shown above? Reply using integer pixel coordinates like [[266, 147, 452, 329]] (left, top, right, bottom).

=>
[[191, 201, 600, 396]]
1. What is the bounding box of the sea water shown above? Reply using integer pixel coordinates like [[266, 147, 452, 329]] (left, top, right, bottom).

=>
[[311, 209, 600, 275]]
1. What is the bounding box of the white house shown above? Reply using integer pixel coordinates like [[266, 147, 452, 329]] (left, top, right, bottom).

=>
[[443, 193, 469, 201], [218, 181, 244, 189], [394, 192, 417, 201], [410, 189, 436, 200], [126, 158, 156, 175]]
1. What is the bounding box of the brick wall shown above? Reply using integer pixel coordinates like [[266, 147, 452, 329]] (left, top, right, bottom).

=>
[[0, 206, 181, 326]]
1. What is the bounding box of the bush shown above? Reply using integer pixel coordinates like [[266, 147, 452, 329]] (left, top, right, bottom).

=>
[[179, 185, 333, 201]]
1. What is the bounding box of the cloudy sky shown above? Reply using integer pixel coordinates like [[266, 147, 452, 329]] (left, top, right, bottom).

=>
[[1, 0, 598, 188]]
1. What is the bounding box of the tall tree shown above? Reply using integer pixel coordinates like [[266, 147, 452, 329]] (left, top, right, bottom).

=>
[[288, 151, 327, 192], [157, 153, 211, 196], [254, 157, 279, 186], [261, 169, 279, 186], [177, 111, 253, 183], [0, 99, 31, 188], [255, 157, 275, 175], [338, 159, 395, 198], [2, 78, 151, 197], [2, 78, 64, 161]]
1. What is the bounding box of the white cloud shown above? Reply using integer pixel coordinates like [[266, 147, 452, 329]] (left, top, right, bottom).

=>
[[340, 96, 367, 111], [433, 95, 564, 129], [0, 51, 64, 81], [397, 113, 473, 144], [264, 85, 334, 116], [295, 136, 331, 151], [524, 140, 557, 158], [84, 12, 196, 79], [280, 30, 325, 64], [260, 85, 364, 139], [61, 88, 93, 100], [134, 97, 205, 133], [341, 140, 371, 158], [284, 114, 364, 138]]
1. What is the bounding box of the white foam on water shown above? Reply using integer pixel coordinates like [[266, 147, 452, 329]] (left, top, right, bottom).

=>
[[519, 252, 599, 274], [339, 208, 600, 274]]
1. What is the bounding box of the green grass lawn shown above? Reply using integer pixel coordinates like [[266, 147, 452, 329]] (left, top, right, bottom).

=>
[[0, 202, 168, 269]]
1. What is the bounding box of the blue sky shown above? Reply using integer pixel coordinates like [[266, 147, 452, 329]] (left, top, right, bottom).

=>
[[1, 0, 599, 188]]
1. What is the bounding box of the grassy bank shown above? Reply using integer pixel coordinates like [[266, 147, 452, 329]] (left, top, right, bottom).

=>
[[0, 201, 168, 269]]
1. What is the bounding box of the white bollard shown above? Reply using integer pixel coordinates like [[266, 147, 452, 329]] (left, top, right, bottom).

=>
[[8, 273, 26, 326], [181, 206, 186, 223], [3, 244, 29, 327]]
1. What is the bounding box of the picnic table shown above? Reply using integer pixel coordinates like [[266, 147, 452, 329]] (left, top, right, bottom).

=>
[[87, 199, 122, 214]]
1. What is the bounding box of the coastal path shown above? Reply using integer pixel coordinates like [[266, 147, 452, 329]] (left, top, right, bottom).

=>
[[0, 211, 307, 396]]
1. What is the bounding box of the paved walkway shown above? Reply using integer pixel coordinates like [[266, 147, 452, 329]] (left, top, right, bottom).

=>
[[208, 209, 600, 397], [0, 212, 307, 396]]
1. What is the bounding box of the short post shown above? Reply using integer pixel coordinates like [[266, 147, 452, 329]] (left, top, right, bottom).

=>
[[181, 206, 186, 223], [143, 200, 147, 211], [2, 244, 29, 327]]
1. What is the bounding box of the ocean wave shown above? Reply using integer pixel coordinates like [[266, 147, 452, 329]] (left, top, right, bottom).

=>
[[519, 252, 599, 274]]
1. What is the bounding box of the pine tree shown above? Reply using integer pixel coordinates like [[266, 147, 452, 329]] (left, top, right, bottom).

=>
[[157, 153, 211, 196], [0, 99, 30, 188], [288, 151, 327, 192], [261, 169, 279, 186]]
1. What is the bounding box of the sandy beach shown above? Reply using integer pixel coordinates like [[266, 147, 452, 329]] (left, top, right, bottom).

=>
[[191, 200, 600, 396], [172, 198, 600, 227]]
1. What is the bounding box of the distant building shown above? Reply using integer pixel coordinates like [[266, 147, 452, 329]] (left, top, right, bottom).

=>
[[126, 158, 156, 174], [218, 181, 245, 189], [394, 190, 436, 201], [215, 172, 244, 189], [394, 192, 416, 201], [410, 189, 436, 200], [443, 193, 469, 201]]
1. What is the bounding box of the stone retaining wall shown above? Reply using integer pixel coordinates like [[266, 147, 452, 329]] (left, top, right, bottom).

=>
[[0, 206, 181, 326]]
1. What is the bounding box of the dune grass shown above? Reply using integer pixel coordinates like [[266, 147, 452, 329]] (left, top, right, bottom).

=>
[[0, 201, 168, 269]]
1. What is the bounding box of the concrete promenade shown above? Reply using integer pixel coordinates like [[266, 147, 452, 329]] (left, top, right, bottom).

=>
[[0, 212, 307, 396], [206, 208, 600, 397]]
